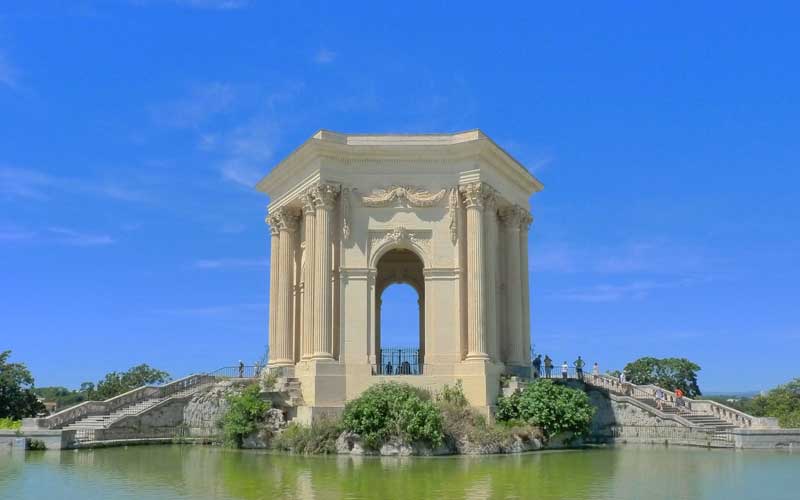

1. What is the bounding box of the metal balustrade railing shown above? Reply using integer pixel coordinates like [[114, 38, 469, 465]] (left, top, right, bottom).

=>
[[205, 365, 263, 379], [375, 348, 423, 375]]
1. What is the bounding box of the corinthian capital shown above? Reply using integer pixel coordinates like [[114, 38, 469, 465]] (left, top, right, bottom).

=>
[[272, 206, 300, 232], [499, 206, 522, 228], [460, 182, 487, 210], [311, 183, 341, 211], [520, 210, 534, 230], [300, 189, 316, 216], [265, 213, 281, 236]]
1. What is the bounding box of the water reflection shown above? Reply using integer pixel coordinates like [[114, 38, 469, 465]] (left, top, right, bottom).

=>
[[1, 445, 798, 500]]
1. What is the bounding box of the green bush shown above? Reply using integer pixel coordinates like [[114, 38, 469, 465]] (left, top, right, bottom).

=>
[[342, 382, 444, 450], [0, 418, 21, 430], [219, 384, 270, 447], [27, 439, 46, 450], [272, 418, 341, 454], [496, 380, 595, 439]]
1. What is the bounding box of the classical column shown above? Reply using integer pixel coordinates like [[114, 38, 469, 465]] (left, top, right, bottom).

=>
[[265, 214, 280, 365], [461, 182, 489, 361], [299, 191, 316, 360], [376, 295, 382, 368], [311, 183, 340, 360], [519, 210, 534, 364], [483, 188, 499, 362], [272, 207, 299, 367], [501, 206, 523, 365], [418, 295, 425, 367]]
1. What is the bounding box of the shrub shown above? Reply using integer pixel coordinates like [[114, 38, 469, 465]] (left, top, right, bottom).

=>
[[219, 384, 270, 447], [496, 380, 595, 439], [436, 380, 469, 408], [434, 381, 541, 451], [28, 439, 46, 450], [272, 418, 342, 454], [342, 382, 444, 449], [0, 418, 22, 430]]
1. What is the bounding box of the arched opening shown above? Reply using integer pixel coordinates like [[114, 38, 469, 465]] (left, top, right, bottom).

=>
[[375, 248, 424, 375]]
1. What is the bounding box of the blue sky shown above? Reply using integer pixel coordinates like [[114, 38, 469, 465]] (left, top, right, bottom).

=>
[[1, 2, 798, 393]]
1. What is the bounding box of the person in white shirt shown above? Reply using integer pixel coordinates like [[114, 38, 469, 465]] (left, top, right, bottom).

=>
[[561, 361, 569, 379]]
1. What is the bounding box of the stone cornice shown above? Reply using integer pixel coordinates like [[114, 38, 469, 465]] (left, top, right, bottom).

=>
[[255, 129, 543, 199]]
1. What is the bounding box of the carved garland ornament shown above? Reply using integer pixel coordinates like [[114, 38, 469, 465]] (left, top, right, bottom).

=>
[[360, 185, 448, 207]]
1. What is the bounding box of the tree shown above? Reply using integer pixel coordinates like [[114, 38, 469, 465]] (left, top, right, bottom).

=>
[[496, 379, 595, 439], [32, 386, 87, 410], [0, 350, 46, 419], [623, 357, 702, 397], [747, 378, 800, 428], [220, 384, 270, 447], [85, 364, 171, 400]]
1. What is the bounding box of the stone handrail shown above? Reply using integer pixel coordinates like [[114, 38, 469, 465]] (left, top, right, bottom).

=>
[[588, 374, 770, 428], [24, 374, 216, 430]]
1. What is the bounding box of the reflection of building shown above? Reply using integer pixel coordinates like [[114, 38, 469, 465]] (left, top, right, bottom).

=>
[[256, 130, 542, 420]]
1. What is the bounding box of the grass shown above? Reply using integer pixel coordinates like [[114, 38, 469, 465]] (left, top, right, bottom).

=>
[[0, 418, 22, 430]]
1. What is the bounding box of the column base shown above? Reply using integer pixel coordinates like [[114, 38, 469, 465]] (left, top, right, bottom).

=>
[[295, 359, 346, 408]]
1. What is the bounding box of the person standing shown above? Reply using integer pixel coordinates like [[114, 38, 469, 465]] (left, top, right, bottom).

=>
[[544, 355, 553, 379], [574, 356, 585, 381], [675, 388, 684, 409], [655, 388, 665, 411], [561, 361, 569, 380], [533, 354, 542, 379], [592, 362, 600, 382], [238, 360, 244, 378]]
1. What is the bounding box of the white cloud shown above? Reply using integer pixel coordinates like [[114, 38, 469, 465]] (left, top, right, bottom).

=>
[[132, 0, 250, 9], [176, 0, 249, 9], [0, 228, 36, 241], [157, 302, 264, 316], [548, 277, 705, 302], [151, 82, 238, 129], [194, 257, 266, 269], [314, 48, 337, 64], [0, 166, 150, 202], [215, 119, 279, 187], [0, 52, 19, 89], [47, 227, 115, 246], [532, 239, 709, 276]]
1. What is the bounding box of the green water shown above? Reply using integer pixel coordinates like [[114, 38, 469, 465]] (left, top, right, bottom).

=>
[[1, 445, 797, 500]]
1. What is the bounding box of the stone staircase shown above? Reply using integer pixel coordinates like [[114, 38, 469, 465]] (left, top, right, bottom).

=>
[[61, 382, 218, 443], [583, 374, 775, 431]]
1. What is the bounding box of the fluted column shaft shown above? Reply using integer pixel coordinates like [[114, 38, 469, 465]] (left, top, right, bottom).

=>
[[462, 183, 489, 360], [272, 208, 299, 366], [300, 193, 316, 360], [312, 184, 339, 360], [520, 211, 533, 364], [266, 216, 280, 365], [483, 191, 499, 362], [502, 207, 524, 365]]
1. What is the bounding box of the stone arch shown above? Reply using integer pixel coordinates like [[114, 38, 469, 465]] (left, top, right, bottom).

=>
[[368, 227, 432, 270], [374, 248, 425, 375]]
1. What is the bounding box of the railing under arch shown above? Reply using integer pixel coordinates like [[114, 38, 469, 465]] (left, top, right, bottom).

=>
[[375, 348, 423, 375]]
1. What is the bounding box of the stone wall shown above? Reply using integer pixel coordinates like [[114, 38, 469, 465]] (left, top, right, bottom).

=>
[[183, 382, 238, 438], [589, 389, 680, 438]]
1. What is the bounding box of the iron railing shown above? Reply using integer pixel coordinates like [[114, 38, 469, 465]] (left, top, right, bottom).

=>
[[376, 348, 423, 375], [206, 365, 262, 379]]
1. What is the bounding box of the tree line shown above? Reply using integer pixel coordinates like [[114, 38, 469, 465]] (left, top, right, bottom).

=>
[[1, 350, 170, 420]]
